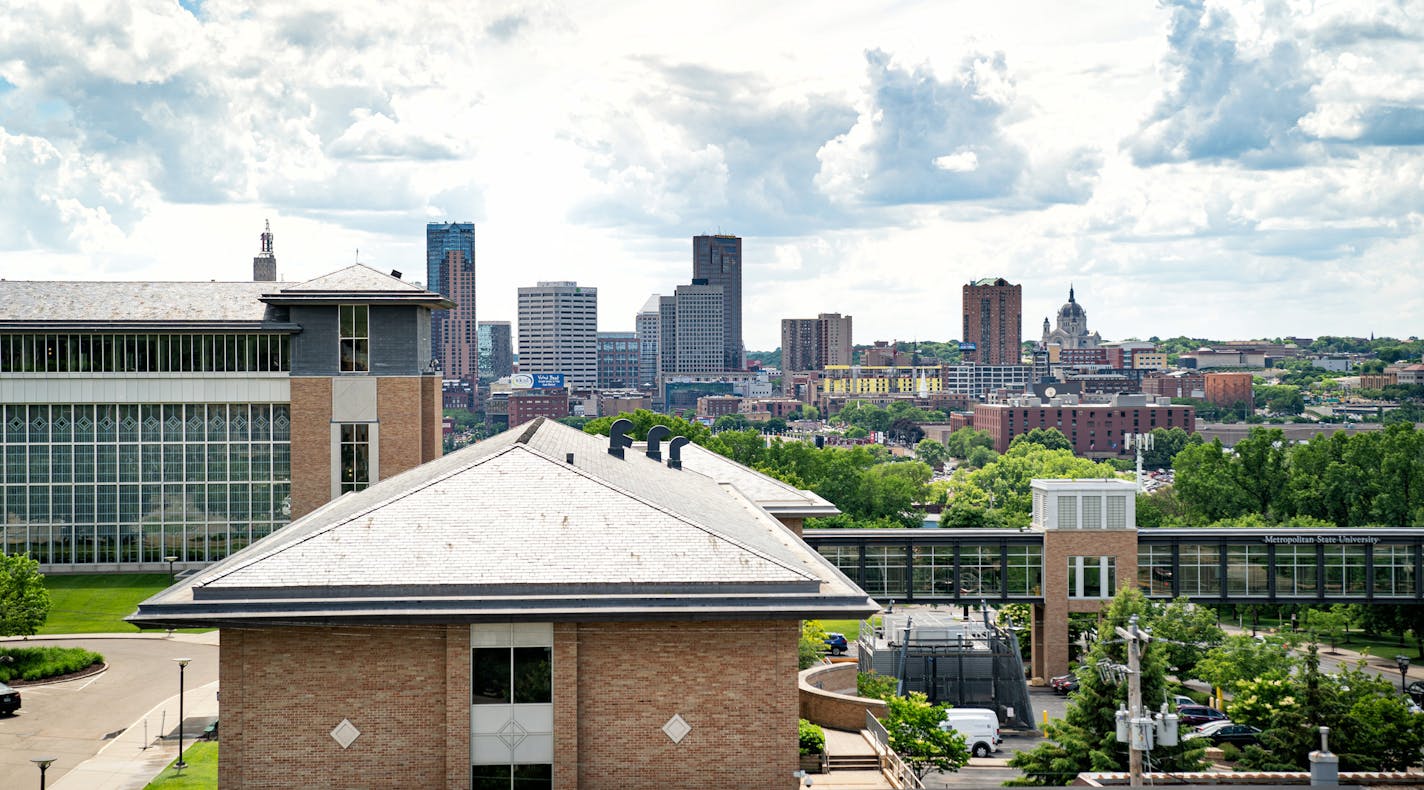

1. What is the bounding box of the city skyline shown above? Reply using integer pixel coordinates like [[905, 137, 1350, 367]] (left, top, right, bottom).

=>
[[0, 2, 1420, 348]]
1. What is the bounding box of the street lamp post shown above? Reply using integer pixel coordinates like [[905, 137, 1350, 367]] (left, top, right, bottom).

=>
[[164, 555, 178, 584], [173, 658, 191, 770], [30, 756, 57, 790], [1396, 655, 1411, 695]]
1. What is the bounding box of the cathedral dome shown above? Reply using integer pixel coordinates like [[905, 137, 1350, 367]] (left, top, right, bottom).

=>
[[1057, 286, 1086, 321]]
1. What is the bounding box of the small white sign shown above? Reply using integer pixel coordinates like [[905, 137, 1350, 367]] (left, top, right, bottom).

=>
[[330, 719, 361, 749], [662, 714, 691, 744]]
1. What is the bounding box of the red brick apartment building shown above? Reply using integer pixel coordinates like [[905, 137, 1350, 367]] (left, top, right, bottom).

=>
[[507, 388, 569, 426], [973, 395, 1196, 456], [131, 419, 870, 789], [1204, 371, 1253, 407]]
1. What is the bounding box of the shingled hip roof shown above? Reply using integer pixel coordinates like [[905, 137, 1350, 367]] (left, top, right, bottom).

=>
[[129, 419, 875, 628]]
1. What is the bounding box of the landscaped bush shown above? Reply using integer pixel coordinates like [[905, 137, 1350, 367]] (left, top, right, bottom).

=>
[[1219, 742, 1242, 761], [0, 646, 103, 682], [858, 670, 897, 701], [798, 718, 825, 756]]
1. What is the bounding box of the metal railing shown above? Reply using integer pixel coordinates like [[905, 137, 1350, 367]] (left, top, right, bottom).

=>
[[865, 711, 925, 790]]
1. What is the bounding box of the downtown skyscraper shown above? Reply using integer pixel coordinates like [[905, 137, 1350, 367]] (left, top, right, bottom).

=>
[[426, 222, 477, 377], [692, 235, 743, 371], [517, 281, 598, 388]]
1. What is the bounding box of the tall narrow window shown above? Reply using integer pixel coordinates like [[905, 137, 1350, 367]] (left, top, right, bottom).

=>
[[472, 624, 553, 790], [339, 305, 369, 372], [339, 424, 370, 493]]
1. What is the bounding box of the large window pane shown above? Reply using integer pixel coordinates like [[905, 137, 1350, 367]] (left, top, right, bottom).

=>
[[472, 648, 512, 705], [512, 647, 552, 704], [912, 546, 955, 595]]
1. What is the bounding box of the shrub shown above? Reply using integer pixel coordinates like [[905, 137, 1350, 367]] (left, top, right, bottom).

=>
[[0, 646, 103, 682], [858, 670, 898, 701], [798, 719, 825, 756], [1219, 742, 1242, 761]]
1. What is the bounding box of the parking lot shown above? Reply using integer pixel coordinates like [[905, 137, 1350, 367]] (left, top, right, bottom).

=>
[[0, 634, 218, 787]]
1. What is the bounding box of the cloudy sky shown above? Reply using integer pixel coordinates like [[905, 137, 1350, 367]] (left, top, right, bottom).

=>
[[0, 0, 1420, 351]]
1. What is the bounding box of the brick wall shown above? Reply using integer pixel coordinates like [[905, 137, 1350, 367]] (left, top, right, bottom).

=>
[[289, 377, 332, 520], [218, 620, 798, 789], [376, 377, 424, 480], [567, 620, 799, 790], [422, 375, 442, 463], [1032, 530, 1139, 679], [218, 625, 451, 788], [445, 625, 471, 788], [799, 662, 888, 730]]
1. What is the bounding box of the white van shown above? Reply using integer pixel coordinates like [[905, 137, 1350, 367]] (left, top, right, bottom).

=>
[[940, 707, 1001, 757]]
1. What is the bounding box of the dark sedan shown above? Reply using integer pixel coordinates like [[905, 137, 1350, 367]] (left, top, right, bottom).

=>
[[0, 682, 19, 715], [1176, 704, 1228, 727], [1188, 721, 1261, 747]]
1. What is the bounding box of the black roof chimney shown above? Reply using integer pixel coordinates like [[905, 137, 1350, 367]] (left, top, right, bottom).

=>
[[667, 436, 689, 470], [608, 418, 634, 459], [645, 425, 670, 461]]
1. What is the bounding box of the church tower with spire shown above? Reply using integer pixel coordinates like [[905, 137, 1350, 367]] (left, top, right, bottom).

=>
[[253, 219, 277, 281]]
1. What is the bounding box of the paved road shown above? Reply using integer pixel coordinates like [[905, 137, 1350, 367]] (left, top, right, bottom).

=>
[[0, 635, 218, 787]]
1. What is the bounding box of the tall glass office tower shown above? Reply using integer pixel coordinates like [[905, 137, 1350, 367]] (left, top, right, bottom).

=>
[[426, 222, 476, 370], [692, 235, 742, 371]]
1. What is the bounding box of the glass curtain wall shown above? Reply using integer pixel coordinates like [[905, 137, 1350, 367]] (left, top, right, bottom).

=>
[[0, 403, 291, 565]]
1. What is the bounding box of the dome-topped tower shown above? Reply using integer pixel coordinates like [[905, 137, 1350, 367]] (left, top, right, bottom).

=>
[[1042, 285, 1102, 350]]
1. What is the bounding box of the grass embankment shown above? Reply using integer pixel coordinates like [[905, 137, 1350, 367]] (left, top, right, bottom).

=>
[[820, 616, 880, 641], [143, 743, 218, 789], [39, 573, 205, 634], [0, 645, 102, 682]]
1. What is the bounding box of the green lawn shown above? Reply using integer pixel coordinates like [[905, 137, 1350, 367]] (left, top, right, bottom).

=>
[[820, 616, 880, 641], [143, 742, 218, 789], [39, 574, 191, 634]]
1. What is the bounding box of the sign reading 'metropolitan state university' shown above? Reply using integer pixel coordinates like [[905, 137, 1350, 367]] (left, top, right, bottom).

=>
[[1261, 535, 1381, 545]]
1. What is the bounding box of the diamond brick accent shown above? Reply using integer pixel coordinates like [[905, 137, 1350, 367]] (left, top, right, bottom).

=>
[[330, 718, 360, 749], [662, 713, 691, 744]]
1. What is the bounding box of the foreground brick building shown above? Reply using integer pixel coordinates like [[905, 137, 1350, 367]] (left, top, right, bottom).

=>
[[131, 419, 872, 789]]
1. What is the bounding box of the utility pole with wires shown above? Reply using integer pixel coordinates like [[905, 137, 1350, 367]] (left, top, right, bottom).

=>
[[1098, 615, 1178, 787], [1123, 432, 1154, 493]]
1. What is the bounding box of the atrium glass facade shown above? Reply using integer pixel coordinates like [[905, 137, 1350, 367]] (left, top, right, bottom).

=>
[[819, 542, 1043, 601], [0, 402, 291, 565], [0, 333, 290, 374]]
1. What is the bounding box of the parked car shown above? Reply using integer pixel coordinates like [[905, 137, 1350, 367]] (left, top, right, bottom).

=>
[[1187, 721, 1261, 747], [1176, 704, 1228, 727], [1173, 695, 1196, 708], [824, 632, 848, 656], [0, 682, 20, 716]]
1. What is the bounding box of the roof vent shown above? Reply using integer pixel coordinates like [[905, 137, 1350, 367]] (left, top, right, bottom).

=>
[[565, 453, 575, 464], [645, 425, 671, 461], [667, 436, 689, 470], [608, 418, 634, 459], [390, 269, 403, 279]]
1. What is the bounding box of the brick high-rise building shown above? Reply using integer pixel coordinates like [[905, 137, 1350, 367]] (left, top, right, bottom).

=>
[[426, 222, 476, 372], [781, 313, 853, 372], [962, 277, 1022, 366], [693, 235, 743, 370], [438, 255, 478, 380], [1204, 371, 1253, 408], [517, 281, 598, 389]]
